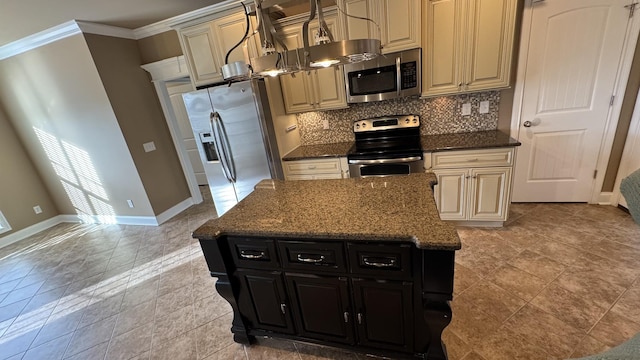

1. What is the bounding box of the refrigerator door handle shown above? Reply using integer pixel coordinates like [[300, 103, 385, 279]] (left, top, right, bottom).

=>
[[210, 112, 233, 182], [214, 112, 237, 183]]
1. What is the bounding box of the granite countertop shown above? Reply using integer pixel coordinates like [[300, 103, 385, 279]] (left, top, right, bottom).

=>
[[282, 141, 353, 161], [193, 173, 461, 251], [281, 131, 519, 161], [420, 130, 521, 152]]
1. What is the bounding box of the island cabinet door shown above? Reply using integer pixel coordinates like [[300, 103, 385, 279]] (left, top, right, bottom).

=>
[[351, 279, 414, 352], [285, 274, 355, 344], [235, 270, 295, 334]]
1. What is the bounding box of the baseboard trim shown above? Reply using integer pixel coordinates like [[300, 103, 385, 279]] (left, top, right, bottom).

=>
[[0, 198, 195, 249], [0, 215, 71, 249], [156, 197, 194, 225], [597, 192, 614, 205]]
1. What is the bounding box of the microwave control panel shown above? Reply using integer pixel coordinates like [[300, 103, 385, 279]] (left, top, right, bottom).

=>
[[400, 62, 418, 90]]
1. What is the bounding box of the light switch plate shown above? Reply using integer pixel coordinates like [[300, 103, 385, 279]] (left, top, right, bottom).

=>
[[323, 119, 330, 130], [479, 101, 490, 114], [461, 103, 471, 116], [143, 141, 156, 152], [33, 206, 42, 214]]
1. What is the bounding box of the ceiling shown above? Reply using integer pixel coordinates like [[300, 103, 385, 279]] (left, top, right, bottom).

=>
[[0, 0, 229, 47]]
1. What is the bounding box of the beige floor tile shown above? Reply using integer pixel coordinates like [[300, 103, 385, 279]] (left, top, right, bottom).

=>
[[448, 297, 502, 345], [568, 335, 611, 358], [63, 341, 109, 360], [474, 326, 556, 360], [453, 263, 481, 296], [114, 298, 156, 336], [105, 322, 154, 360], [195, 313, 236, 359], [507, 250, 566, 282], [530, 283, 607, 331], [460, 351, 488, 360], [553, 267, 626, 309], [64, 314, 118, 357], [156, 284, 194, 315], [202, 343, 246, 360], [455, 280, 526, 323], [442, 328, 471, 360], [504, 305, 584, 359], [193, 293, 232, 328], [22, 332, 73, 360], [152, 303, 194, 347], [610, 286, 640, 323], [295, 342, 359, 359], [589, 311, 640, 347], [244, 338, 299, 360], [486, 264, 547, 301], [150, 329, 198, 360]]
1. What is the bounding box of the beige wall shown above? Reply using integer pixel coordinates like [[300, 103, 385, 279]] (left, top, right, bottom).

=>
[[137, 30, 183, 64], [85, 34, 190, 214], [0, 106, 58, 237], [0, 34, 155, 218]]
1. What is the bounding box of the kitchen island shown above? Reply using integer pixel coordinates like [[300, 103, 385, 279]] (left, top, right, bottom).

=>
[[193, 173, 461, 360]]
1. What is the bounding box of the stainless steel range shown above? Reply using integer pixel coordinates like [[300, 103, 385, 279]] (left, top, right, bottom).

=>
[[347, 115, 424, 178]]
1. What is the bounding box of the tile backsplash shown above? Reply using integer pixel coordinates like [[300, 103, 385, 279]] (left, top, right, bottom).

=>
[[296, 91, 500, 145]]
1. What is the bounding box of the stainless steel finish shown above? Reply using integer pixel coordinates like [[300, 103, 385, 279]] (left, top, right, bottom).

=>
[[222, 61, 250, 81], [296, 254, 325, 263], [240, 250, 266, 259], [523, 120, 532, 127], [182, 79, 284, 217], [280, 303, 286, 314], [395, 56, 402, 96], [250, 39, 381, 75], [349, 158, 424, 178], [343, 312, 349, 323], [343, 48, 421, 103], [363, 258, 396, 267], [353, 115, 420, 133], [348, 156, 422, 165]]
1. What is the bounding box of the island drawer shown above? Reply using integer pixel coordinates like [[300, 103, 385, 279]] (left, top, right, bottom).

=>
[[278, 241, 346, 273], [229, 237, 279, 269], [432, 148, 514, 169], [347, 243, 412, 279]]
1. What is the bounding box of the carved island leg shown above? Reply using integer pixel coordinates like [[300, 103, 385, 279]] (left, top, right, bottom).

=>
[[423, 298, 452, 360], [214, 273, 255, 345]]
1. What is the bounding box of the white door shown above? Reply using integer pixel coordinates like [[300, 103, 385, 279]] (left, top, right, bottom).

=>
[[167, 82, 208, 186], [512, 0, 633, 202]]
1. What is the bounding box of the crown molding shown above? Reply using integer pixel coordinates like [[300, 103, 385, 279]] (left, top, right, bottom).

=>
[[133, 0, 245, 39], [140, 56, 190, 81], [0, 20, 135, 61]]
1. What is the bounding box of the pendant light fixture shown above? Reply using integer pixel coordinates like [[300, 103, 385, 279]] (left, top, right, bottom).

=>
[[250, 0, 381, 77]]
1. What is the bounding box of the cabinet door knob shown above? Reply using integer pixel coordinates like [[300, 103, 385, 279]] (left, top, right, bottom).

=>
[[280, 303, 286, 314], [357, 313, 363, 324], [343, 312, 349, 323]]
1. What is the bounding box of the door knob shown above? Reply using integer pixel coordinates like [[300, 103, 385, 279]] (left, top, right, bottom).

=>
[[523, 121, 532, 127]]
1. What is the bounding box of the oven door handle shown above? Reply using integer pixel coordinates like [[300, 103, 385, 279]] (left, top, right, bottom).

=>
[[348, 156, 422, 165]]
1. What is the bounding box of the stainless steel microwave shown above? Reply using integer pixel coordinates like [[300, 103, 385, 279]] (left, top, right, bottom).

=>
[[343, 48, 421, 103]]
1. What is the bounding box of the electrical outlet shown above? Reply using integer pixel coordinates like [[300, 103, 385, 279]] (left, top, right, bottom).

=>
[[143, 141, 156, 153], [461, 103, 471, 116], [323, 119, 330, 130], [479, 101, 490, 114], [127, 200, 135, 208], [33, 206, 42, 214]]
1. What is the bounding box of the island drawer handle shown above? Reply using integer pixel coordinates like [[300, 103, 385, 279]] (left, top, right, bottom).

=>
[[297, 254, 325, 263], [363, 257, 396, 268], [240, 250, 266, 259]]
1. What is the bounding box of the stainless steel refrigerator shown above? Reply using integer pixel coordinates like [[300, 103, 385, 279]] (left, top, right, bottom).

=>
[[182, 79, 283, 217]]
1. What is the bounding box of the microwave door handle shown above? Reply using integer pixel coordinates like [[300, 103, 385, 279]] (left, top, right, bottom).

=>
[[214, 112, 237, 183], [211, 112, 232, 182], [396, 56, 402, 96]]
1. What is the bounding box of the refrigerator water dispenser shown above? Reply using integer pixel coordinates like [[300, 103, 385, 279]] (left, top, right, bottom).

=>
[[199, 132, 218, 162]]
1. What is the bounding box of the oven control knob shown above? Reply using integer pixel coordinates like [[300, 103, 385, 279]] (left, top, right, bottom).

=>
[[413, 119, 418, 123], [405, 119, 410, 123], [362, 123, 366, 128], [356, 124, 360, 129]]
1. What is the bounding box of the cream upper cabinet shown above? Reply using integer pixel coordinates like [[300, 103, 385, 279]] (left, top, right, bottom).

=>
[[179, 11, 261, 87], [431, 148, 514, 224], [422, 0, 517, 97], [339, 0, 421, 54], [279, 14, 348, 114]]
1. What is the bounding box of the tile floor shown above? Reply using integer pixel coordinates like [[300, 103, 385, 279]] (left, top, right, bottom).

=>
[[0, 193, 639, 360]]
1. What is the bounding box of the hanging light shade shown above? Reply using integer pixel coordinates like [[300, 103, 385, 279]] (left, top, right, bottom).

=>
[[249, 0, 381, 77]]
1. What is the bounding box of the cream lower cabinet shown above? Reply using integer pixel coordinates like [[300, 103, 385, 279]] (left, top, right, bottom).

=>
[[432, 148, 514, 224], [284, 158, 349, 180], [339, 0, 421, 54], [422, 0, 517, 97]]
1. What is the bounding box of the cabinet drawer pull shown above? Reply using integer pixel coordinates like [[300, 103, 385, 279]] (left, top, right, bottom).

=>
[[297, 254, 325, 263], [280, 303, 286, 314], [308, 165, 317, 169], [363, 257, 396, 268], [240, 250, 265, 259], [466, 158, 479, 162]]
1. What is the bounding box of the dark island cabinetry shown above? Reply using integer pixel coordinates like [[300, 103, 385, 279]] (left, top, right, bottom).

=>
[[198, 235, 455, 360]]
